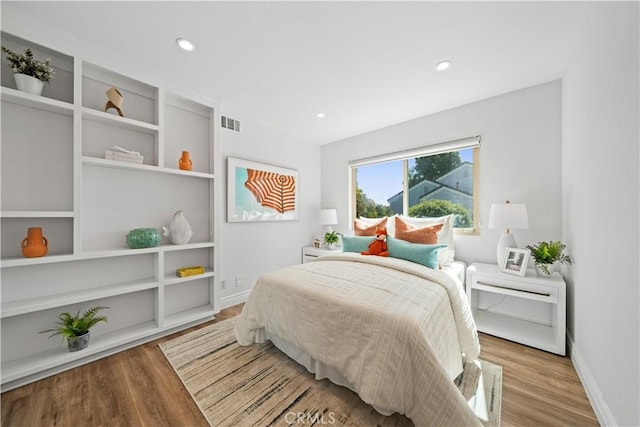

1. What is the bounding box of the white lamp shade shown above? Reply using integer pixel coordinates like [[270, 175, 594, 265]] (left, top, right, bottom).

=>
[[319, 209, 338, 225], [488, 203, 529, 230]]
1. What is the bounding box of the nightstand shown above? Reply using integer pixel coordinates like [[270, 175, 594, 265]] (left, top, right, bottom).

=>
[[301, 246, 341, 264], [466, 262, 566, 355]]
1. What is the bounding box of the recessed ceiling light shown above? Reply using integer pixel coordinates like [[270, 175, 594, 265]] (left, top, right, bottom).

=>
[[316, 113, 326, 118], [176, 38, 195, 52], [436, 60, 451, 71]]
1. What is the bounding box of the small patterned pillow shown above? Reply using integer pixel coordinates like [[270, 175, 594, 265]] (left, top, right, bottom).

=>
[[394, 216, 443, 244], [354, 217, 388, 236]]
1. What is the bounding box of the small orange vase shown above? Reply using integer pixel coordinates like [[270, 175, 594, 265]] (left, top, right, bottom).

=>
[[179, 151, 192, 171], [21, 227, 48, 258]]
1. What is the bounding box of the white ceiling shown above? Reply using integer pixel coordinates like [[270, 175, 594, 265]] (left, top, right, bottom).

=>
[[2, 1, 587, 145]]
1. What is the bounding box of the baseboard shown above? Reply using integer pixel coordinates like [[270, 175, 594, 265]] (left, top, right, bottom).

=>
[[567, 332, 617, 426], [220, 289, 251, 310]]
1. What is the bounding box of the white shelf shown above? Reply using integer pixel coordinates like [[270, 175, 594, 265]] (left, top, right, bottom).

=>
[[0, 279, 159, 318], [472, 309, 558, 353], [163, 305, 215, 329], [1, 321, 159, 383], [82, 156, 215, 179], [163, 270, 215, 287], [1, 253, 77, 268], [1, 211, 75, 218], [1, 30, 218, 390], [82, 107, 159, 134], [1, 87, 74, 115]]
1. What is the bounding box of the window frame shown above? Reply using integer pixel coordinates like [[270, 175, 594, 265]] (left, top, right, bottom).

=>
[[349, 136, 481, 235]]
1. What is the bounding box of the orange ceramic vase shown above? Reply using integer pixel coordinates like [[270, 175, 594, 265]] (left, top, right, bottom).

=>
[[21, 227, 48, 258], [179, 151, 192, 171]]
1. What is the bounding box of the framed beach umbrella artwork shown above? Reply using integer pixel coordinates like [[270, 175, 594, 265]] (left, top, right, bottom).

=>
[[227, 157, 299, 222]]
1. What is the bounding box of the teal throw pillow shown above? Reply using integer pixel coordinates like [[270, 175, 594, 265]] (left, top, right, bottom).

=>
[[387, 236, 447, 269], [342, 235, 374, 253]]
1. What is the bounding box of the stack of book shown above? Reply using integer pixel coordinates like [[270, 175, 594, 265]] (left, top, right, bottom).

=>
[[105, 145, 144, 164], [176, 266, 206, 278]]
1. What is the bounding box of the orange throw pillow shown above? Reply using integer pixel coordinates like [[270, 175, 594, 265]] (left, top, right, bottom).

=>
[[394, 216, 443, 244], [354, 217, 387, 236]]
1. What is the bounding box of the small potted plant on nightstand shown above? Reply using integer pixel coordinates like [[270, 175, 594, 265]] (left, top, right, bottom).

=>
[[40, 306, 109, 352], [526, 241, 573, 276], [323, 231, 340, 249]]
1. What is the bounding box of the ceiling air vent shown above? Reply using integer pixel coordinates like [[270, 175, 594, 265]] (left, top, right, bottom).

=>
[[221, 116, 241, 132]]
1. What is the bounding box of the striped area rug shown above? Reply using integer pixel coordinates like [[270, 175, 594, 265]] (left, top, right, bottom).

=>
[[159, 317, 501, 426]]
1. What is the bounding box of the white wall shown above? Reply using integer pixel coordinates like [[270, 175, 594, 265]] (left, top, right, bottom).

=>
[[218, 117, 321, 307], [321, 80, 563, 266], [562, 3, 639, 426]]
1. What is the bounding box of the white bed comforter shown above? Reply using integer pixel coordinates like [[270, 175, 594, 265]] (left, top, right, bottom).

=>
[[235, 252, 481, 426]]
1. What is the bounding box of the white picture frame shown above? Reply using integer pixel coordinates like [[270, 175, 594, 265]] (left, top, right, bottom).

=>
[[501, 247, 530, 276], [227, 157, 298, 222]]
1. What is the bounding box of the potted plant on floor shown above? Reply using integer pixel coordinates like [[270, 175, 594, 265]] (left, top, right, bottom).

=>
[[525, 241, 573, 276], [40, 306, 109, 352], [1, 46, 54, 96]]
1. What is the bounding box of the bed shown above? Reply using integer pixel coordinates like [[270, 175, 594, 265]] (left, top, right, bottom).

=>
[[234, 251, 482, 426]]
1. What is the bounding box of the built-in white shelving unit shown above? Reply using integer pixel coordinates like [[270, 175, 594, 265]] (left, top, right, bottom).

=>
[[0, 31, 220, 391]]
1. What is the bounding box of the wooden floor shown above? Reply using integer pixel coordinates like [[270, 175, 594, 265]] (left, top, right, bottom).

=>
[[2, 304, 598, 426]]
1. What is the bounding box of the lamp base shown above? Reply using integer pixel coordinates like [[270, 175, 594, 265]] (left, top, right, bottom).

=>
[[497, 232, 517, 266]]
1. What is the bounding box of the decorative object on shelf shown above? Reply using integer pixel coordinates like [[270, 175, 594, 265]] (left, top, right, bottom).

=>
[[313, 238, 322, 248], [163, 210, 193, 244], [227, 157, 298, 222], [323, 230, 340, 250], [488, 200, 529, 265], [179, 150, 193, 171], [21, 226, 48, 258], [500, 247, 530, 276], [104, 86, 125, 117], [39, 306, 109, 352], [525, 240, 573, 276], [105, 145, 143, 164], [126, 228, 162, 249], [176, 265, 205, 277], [1, 46, 54, 96]]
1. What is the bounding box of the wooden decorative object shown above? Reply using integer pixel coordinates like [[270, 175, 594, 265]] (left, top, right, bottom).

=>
[[104, 87, 125, 117]]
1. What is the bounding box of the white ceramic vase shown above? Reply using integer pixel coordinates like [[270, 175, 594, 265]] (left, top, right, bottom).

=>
[[535, 263, 554, 277], [163, 210, 193, 245], [14, 74, 44, 96]]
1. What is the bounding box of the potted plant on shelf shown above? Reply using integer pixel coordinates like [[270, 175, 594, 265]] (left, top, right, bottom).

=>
[[1, 46, 54, 96], [525, 241, 573, 276], [39, 306, 109, 352], [323, 230, 340, 249]]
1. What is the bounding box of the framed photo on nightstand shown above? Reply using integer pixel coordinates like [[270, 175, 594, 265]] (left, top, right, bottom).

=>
[[501, 247, 530, 276]]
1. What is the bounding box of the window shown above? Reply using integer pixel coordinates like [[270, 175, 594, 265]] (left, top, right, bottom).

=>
[[350, 137, 480, 233]]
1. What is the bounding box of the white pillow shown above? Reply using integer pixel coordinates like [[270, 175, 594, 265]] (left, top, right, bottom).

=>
[[357, 215, 396, 238], [398, 214, 455, 265]]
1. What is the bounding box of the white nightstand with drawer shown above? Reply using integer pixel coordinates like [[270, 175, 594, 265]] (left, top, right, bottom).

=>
[[301, 246, 341, 263], [466, 262, 566, 355]]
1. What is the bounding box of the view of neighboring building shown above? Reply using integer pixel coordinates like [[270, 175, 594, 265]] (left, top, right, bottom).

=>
[[387, 162, 473, 214]]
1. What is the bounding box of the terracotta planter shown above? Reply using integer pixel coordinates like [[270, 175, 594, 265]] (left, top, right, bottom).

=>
[[179, 151, 192, 171], [21, 227, 48, 258]]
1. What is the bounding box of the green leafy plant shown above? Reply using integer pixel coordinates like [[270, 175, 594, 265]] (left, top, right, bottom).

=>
[[40, 306, 109, 339], [323, 231, 339, 245], [2, 46, 54, 83], [525, 241, 573, 274]]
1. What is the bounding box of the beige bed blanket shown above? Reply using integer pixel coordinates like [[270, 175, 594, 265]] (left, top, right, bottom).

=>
[[235, 252, 481, 426]]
